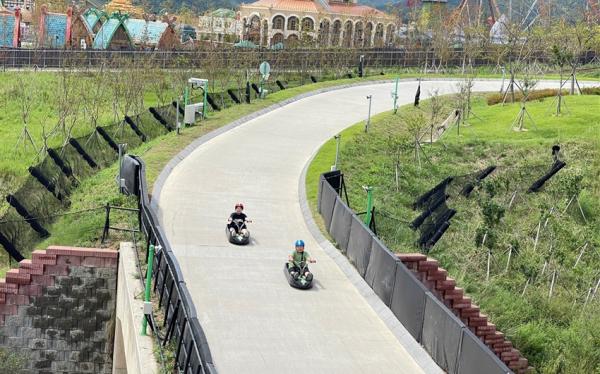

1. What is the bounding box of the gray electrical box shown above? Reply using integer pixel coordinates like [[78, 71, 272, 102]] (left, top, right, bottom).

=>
[[184, 103, 204, 125]]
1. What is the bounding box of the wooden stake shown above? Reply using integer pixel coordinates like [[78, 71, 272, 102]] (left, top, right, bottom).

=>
[[549, 270, 557, 298], [505, 245, 512, 272], [533, 222, 541, 252], [584, 288, 592, 306], [544, 207, 554, 228], [521, 278, 530, 296], [592, 277, 600, 301], [563, 194, 575, 213], [486, 248, 491, 282], [395, 162, 400, 192], [576, 198, 588, 224], [541, 260, 547, 276], [573, 242, 588, 268], [508, 190, 517, 210]]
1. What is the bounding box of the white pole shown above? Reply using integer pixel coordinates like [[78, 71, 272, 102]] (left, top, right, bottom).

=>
[[332, 134, 341, 171], [549, 270, 556, 298], [521, 278, 530, 296], [365, 95, 372, 132], [486, 249, 491, 282], [533, 221, 541, 251], [573, 242, 588, 268]]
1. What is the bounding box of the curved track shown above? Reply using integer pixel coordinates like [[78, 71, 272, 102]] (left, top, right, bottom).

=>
[[156, 79, 577, 373]]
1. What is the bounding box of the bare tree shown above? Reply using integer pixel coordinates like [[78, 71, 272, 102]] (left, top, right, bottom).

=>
[[14, 73, 37, 154], [402, 109, 428, 168]]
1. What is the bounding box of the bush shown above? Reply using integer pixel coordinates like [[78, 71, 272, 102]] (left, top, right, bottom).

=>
[[581, 86, 600, 95], [486, 89, 567, 105], [487, 86, 600, 105]]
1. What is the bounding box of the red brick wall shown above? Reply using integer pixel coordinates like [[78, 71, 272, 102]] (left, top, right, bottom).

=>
[[398, 253, 531, 374]]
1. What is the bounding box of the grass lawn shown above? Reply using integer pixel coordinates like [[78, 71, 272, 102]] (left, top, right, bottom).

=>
[[306, 93, 600, 373]]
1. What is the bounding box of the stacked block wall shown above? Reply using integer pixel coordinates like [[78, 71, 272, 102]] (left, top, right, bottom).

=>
[[0, 245, 118, 374], [399, 253, 532, 374]]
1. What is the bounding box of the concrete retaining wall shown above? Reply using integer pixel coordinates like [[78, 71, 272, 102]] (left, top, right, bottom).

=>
[[112, 242, 158, 374], [0, 245, 118, 373]]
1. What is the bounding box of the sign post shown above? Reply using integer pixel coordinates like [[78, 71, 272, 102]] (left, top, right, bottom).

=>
[[259, 61, 271, 98], [392, 77, 399, 114]]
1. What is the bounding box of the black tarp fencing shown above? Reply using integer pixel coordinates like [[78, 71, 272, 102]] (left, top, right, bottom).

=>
[[320, 182, 338, 232], [317, 158, 516, 374], [345, 214, 374, 277], [457, 329, 511, 374], [422, 293, 465, 373], [390, 262, 429, 342], [317, 176, 325, 213], [329, 197, 354, 254], [364, 237, 398, 306], [0, 102, 172, 261]]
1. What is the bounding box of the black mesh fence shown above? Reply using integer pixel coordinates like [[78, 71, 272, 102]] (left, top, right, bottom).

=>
[[0, 103, 173, 261], [124, 155, 215, 374], [1, 48, 586, 70], [318, 171, 512, 374]]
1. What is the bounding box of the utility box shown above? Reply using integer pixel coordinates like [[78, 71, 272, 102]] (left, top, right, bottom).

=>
[[184, 103, 204, 124]]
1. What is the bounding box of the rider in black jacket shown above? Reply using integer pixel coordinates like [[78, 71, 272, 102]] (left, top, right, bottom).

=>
[[227, 203, 251, 236]]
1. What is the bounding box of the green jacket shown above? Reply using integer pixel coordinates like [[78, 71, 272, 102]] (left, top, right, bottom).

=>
[[290, 250, 311, 266]]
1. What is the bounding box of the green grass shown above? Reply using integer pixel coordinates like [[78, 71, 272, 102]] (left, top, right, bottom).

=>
[[306, 94, 600, 373]]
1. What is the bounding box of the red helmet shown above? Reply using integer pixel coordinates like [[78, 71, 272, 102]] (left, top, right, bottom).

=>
[[235, 203, 244, 210]]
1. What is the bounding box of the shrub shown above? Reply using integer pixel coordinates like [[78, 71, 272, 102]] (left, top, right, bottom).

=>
[[486, 89, 567, 105], [487, 86, 600, 105], [581, 86, 600, 95]]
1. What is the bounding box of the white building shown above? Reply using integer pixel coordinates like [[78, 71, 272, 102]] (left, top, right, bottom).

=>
[[197, 8, 242, 44]]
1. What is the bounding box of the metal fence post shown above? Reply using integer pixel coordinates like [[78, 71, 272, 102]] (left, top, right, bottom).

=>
[[141, 244, 156, 335]]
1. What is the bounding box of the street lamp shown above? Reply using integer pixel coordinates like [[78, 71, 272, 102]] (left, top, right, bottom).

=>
[[365, 95, 372, 133], [331, 134, 341, 171]]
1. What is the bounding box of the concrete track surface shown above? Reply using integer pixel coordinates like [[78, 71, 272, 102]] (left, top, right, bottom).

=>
[[156, 79, 579, 374]]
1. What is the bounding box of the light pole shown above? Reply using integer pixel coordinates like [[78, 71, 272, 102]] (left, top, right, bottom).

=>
[[331, 134, 341, 171], [365, 95, 372, 133], [175, 94, 182, 135]]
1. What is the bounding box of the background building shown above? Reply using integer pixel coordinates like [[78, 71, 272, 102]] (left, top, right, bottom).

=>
[[197, 8, 241, 44], [238, 0, 396, 47]]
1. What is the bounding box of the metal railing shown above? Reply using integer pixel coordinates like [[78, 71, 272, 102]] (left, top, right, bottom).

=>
[[129, 155, 216, 374], [1, 47, 592, 70]]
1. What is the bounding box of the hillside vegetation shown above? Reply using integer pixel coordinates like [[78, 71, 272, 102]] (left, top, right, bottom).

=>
[[308, 92, 600, 372]]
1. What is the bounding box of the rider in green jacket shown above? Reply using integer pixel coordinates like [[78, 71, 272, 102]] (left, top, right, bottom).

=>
[[288, 240, 316, 280]]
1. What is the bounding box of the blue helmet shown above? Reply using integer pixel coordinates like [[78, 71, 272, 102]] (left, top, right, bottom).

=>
[[295, 240, 305, 247]]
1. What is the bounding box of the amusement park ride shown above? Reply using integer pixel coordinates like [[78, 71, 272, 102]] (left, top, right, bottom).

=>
[[411, 0, 599, 30]]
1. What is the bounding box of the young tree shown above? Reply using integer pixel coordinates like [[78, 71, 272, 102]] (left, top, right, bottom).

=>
[[14, 73, 37, 154], [402, 109, 428, 168]]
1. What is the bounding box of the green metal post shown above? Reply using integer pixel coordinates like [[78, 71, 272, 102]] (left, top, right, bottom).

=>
[[393, 77, 399, 114], [364, 187, 373, 227], [141, 244, 155, 336]]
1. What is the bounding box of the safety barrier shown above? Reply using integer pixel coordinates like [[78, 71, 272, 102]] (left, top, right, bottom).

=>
[[1, 48, 594, 70], [121, 155, 216, 374], [318, 171, 514, 374]]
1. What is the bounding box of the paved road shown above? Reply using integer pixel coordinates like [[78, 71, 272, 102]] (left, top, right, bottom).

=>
[[156, 79, 575, 373]]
